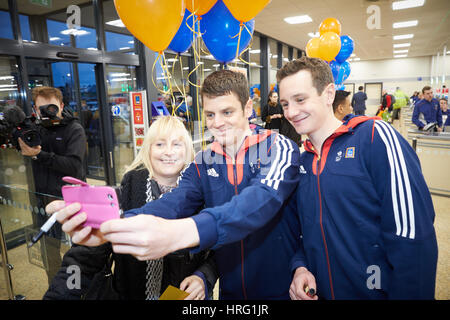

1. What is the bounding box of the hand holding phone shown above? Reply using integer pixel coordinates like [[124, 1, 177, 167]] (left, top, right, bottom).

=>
[[61, 176, 120, 229]]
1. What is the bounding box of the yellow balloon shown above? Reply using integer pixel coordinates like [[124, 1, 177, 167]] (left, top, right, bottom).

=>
[[223, 0, 271, 22], [319, 18, 342, 36], [114, 0, 185, 53], [306, 38, 321, 58], [185, 0, 217, 16], [318, 32, 341, 62]]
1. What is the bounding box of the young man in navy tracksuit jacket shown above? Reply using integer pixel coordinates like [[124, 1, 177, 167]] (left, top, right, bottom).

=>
[[278, 57, 438, 300], [49, 70, 301, 300], [412, 86, 443, 131]]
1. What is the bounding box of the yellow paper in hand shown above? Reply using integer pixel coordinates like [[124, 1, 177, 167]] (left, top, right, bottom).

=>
[[159, 285, 189, 300]]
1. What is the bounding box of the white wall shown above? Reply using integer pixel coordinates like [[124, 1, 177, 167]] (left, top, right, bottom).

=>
[[345, 55, 450, 115]]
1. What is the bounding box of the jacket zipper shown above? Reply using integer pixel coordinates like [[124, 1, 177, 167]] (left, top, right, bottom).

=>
[[232, 155, 248, 300], [315, 147, 335, 300]]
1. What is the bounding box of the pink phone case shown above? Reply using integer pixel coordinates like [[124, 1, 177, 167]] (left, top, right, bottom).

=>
[[61, 176, 120, 229]]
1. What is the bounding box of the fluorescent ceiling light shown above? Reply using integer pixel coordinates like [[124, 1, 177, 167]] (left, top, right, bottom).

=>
[[182, 67, 189, 70], [250, 49, 261, 54], [351, 53, 356, 57], [166, 58, 178, 62], [392, 0, 425, 10], [106, 19, 125, 28], [0, 76, 14, 80], [110, 78, 132, 82], [393, 20, 418, 28], [308, 32, 319, 38], [119, 47, 131, 50], [128, 40, 134, 44], [49, 37, 61, 41], [284, 15, 312, 24], [393, 43, 411, 48], [353, 58, 361, 61], [394, 49, 409, 54], [212, 64, 220, 67], [110, 73, 130, 77], [87, 47, 98, 51], [394, 54, 408, 58], [203, 69, 212, 72], [393, 34, 414, 40], [271, 54, 278, 58]]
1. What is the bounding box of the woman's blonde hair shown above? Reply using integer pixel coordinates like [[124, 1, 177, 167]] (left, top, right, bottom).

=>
[[123, 116, 194, 178]]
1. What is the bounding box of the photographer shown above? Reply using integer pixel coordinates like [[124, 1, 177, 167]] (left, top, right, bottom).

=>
[[20, 86, 87, 286]]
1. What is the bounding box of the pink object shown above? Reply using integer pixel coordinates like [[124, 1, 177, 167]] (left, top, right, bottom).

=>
[[61, 176, 120, 229]]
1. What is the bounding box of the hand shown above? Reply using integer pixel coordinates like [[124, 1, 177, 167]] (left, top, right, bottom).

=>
[[437, 127, 443, 132], [18, 138, 41, 157], [45, 200, 107, 247], [180, 275, 206, 300], [100, 215, 199, 261], [289, 267, 318, 300]]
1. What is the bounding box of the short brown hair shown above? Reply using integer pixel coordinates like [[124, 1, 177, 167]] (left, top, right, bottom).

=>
[[422, 86, 432, 94], [32, 86, 63, 104], [200, 70, 249, 109], [276, 57, 333, 95]]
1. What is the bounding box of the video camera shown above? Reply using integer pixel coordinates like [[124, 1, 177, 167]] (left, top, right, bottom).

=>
[[0, 104, 61, 150]]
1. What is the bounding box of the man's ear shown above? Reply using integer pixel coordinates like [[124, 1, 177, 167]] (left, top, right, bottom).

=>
[[322, 83, 336, 108], [244, 98, 253, 118]]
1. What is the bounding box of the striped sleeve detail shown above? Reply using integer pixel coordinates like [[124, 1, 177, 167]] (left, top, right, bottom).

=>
[[260, 134, 295, 191], [375, 120, 415, 239]]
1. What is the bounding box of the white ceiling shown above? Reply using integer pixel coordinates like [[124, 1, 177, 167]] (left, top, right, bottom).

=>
[[255, 0, 450, 61]]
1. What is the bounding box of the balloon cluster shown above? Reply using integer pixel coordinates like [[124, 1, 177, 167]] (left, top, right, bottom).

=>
[[305, 18, 354, 90]]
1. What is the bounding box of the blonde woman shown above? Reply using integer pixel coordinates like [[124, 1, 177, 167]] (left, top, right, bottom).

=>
[[44, 116, 218, 300]]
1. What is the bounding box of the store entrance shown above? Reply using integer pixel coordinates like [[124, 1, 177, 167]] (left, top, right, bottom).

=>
[[26, 58, 106, 182]]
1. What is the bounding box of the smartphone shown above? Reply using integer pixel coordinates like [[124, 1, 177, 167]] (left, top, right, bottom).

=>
[[61, 176, 120, 229]]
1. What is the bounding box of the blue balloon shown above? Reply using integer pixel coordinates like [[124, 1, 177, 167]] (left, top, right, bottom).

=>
[[168, 9, 197, 54], [335, 35, 354, 64], [329, 60, 340, 83], [336, 61, 351, 84], [200, 0, 255, 64]]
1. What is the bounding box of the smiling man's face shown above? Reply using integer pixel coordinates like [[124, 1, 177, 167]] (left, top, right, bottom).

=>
[[279, 70, 332, 136]]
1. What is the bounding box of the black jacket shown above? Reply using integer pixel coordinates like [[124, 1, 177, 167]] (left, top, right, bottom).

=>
[[43, 168, 218, 300], [31, 108, 87, 198], [261, 103, 302, 147]]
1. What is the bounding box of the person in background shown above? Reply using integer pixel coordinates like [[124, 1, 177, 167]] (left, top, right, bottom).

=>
[[18, 86, 86, 286], [412, 86, 442, 131], [410, 91, 420, 105], [44, 116, 218, 300], [351, 86, 367, 116], [332, 90, 353, 121], [392, 87, 409, 122], [278, 56, 437, 300], [440, 98, 450, 130], [261, 90, 284, 131]]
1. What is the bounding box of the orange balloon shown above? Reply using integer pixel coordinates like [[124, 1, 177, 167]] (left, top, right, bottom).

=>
[[223, 0, 271, 22], [318, 32, 341, 62], [114, 0, 185, 53], [306, 38, 321, 58], [319, 18, 342, 36], [185, 0, 217, 16]]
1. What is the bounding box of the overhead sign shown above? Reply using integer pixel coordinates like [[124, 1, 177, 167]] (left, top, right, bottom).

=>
[[29, 0, 52, 8]]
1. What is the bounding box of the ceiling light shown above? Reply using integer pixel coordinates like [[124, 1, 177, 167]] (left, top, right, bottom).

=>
[[60, 29, 90, 36], [308, 32, 320, 38], [393, 20, 418, 28], [182, 67, 189, 70], [106, 19, 125, 28], [394, 54, 408, 58], [393, 34, 414, 40], [49, 37, 61, 41], [392, 0, 425, 10], [119, 47, 131, 50], [203, 69, 212, 72], [250, 49, 261, 54], [350, 53, 356, 57], [166, 58, 178, 62], [394, 49, 409, 54], [353, 58, 361, 61], [284, 15, 313, 25], [393, 43, 411, 48]]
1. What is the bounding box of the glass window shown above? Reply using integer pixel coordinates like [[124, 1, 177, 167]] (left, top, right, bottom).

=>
[[268, 39, 278, 92], [249, 35, 261, 117], [19, 14, 31, 41], [0, 56, 20, 112], [0, 1, 13, 40], [106, 64, 137, 183], [103, 0, 136, 54], [17, 1, 96, 48], [282, 44, 289, 66]]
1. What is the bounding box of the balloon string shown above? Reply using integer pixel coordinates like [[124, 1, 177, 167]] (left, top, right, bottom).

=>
[[171, 54, 184, 115], [237, 23, 254, 66], [161, 52, 177, 116], [232, 23, 244, 67], [178, 55, 190, 121], [151, 52, 170, 97]]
